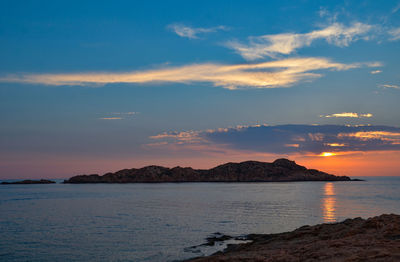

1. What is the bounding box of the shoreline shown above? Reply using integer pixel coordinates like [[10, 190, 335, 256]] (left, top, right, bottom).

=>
[[186, 214, 400, 261]]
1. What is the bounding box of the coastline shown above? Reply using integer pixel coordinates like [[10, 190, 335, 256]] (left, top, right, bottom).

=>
[[186, 214, 400, 261]]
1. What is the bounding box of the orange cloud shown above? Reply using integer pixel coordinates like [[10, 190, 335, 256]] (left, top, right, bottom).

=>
[[338, 131, 400, 144], [285, 144, 300, 148]]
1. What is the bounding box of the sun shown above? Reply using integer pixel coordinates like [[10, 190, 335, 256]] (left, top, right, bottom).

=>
[[320, 152, 336, 157]]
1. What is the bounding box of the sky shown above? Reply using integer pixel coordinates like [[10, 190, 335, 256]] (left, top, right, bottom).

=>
[[1, 0, 400, 179]]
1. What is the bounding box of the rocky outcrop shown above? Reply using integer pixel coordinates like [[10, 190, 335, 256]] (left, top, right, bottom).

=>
[[1, 179, 56, 184], [188, 214, 400, 261], [64, 158, 352, 183]]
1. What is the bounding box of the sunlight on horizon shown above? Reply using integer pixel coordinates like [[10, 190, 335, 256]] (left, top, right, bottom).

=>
[[320, 152, 336, 157]]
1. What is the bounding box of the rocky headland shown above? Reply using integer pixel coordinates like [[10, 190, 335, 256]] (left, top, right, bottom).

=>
[[64, 158, 354, 183], [187, 214, 400, 262], [1, 179, 56, 185]]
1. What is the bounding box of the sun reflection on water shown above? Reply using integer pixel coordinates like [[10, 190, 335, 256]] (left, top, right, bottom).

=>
[[322, 182, 336, 222]]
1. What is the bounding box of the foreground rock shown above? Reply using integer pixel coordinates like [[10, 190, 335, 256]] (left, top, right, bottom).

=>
[[188, 214, 400, 262], [64, 158, 353, 183], [1, 179, 56, 185]]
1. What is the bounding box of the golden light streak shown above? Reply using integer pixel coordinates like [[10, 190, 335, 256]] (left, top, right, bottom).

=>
[[322, 182, 336, 222]]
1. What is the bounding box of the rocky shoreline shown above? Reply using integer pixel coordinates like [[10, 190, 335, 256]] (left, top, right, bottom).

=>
[[64, 158, 354, 183], [187, 214, 400, 261]]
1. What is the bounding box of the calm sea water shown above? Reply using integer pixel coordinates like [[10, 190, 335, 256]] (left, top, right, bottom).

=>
[[1, 177, 400, 261]]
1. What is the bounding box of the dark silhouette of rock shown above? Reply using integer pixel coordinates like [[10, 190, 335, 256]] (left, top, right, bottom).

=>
[[1, 179, 56, 185], [187, 214, 400, 261], [64, 158, 353, 183]]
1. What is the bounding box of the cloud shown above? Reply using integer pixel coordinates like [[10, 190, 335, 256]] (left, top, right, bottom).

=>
[[99, 112, 138, 120], [392, 3, 400, 14], [167, 23, 228, 39], [370, 70, 382, 74], [226, 22, 372, 60], [324, 143, 346, 147], [111, 112, 137, 115], [99, 117, 123, 120], [0, 57, 380, 90], [318, 7, 330, 18], [388, 27, 400, 41], [338, 131, 400, 144], [320, 112, 373, 118], [149, 124, 400, 155], [379, 84, 400, 89]]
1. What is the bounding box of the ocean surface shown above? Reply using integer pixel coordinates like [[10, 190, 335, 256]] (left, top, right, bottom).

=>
[[1, 177, 400, 261]]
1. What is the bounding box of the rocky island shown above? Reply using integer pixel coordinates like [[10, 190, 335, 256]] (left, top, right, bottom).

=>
[[187, 214, 400, 261], [64, 158, 353, 183], [1, 179, 56, 185]]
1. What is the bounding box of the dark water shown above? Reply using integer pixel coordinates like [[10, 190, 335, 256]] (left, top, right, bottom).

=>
[[1, 177, 400, 261]]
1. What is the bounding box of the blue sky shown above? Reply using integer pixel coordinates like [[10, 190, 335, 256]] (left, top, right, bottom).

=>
[[1, 0, 400, 178]]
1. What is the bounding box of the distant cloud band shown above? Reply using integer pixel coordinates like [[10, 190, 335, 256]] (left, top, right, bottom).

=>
[[149, 124, 400, 155]]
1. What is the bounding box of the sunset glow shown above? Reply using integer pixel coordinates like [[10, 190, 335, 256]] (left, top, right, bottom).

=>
[[0, 1, 399, 179], [2, 2, 400, 262], [320, 152, 336, 157]]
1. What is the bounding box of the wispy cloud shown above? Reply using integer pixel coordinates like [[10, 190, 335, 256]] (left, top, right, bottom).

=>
[[226, 22, 372, 60], [111, 112, 138, 115], [370, 70, 382, 74], [388, 27, 400, 41], [318, 7, 330, 18], [392, 3, 400, 14], [167, 23, 228, 39], [0, 57, 380, 90], [320, 112, 373, 118], [379, 84, 400, 89], [149, 124, 400, 155], [99, 117, 123, 120], [99, 112, 138, 120]]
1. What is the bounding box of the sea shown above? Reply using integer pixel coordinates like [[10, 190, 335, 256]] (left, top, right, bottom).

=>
[[1, 177, 400, 261]]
